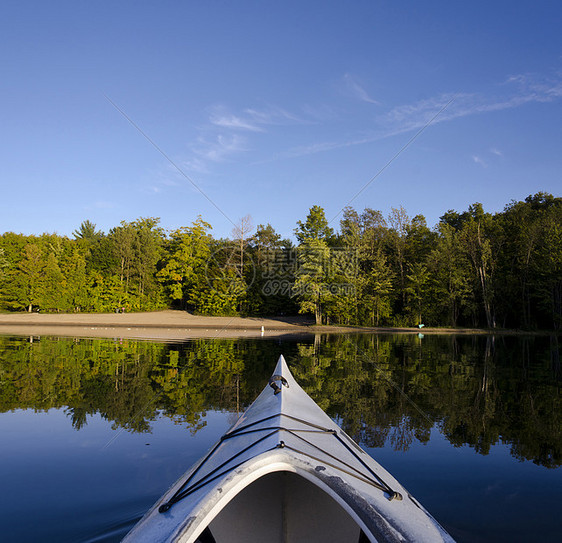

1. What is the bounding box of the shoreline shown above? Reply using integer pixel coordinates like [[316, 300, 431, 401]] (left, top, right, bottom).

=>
[[0, 310, 549, 340], [0, 310, 315, 340]]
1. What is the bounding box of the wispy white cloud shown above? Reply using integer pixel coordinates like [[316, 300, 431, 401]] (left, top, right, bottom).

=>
[[181, 156, 209, 175], [286, 135, 375, 158], [168, 69, 562, 178], [210, 111, 264, 132], [343, 73, 380, 105], [470, 147, 503, 169], [472, 155, 487, 167], [382, 93, 462, 133], [179, 134, 249, 176], [503, 72, 562, 100], [179, 104, 306, 175], [192, 134, 247, 163], [383, 72, 562, 134], [244, 106, 304, 125], [209, 105, 304, 133], [288, 70, 562, 158]]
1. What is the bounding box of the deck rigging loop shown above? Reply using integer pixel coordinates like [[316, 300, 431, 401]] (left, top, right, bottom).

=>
[[269, 374, 289, 395], [158, 413, 401, 513]]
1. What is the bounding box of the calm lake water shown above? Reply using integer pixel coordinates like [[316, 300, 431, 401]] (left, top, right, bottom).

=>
[[1, 332, 561, 542]]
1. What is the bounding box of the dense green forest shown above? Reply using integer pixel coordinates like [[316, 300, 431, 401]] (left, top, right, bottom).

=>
[[1, 192, 561, 329]]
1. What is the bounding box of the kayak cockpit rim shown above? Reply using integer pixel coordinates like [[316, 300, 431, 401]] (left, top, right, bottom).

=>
[[171, 461, 378, 543]]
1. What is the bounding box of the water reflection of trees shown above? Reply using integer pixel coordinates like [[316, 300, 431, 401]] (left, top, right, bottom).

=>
[[0, 333, 560, 467], [0, 336, 288, 433], [290, 333, 562, 467]]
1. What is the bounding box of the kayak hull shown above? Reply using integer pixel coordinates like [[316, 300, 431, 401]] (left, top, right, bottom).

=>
[[123, 356, 454, 543]]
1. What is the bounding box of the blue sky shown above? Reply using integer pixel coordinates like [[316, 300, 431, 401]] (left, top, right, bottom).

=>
[[1, 1, 561, 240]]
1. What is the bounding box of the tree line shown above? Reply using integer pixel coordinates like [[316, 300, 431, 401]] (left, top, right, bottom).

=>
[[0, 191, 561, 329]]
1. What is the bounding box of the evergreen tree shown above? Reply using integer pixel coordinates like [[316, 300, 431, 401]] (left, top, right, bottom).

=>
[[73, 220, 102, 241], [293, 238, 331, 325], [295, 205, 335, 244]]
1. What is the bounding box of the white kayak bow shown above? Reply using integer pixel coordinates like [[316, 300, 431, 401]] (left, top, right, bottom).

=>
[[123, 355, 455, 543]]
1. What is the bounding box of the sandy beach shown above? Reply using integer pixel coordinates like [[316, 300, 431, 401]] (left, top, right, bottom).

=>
[[0, 310, 503, 341], [0, 310, 324, 340], [0, 310, 504, 340]]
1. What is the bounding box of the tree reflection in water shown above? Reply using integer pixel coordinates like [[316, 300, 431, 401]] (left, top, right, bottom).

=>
[[0, 333, 560, 467]]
